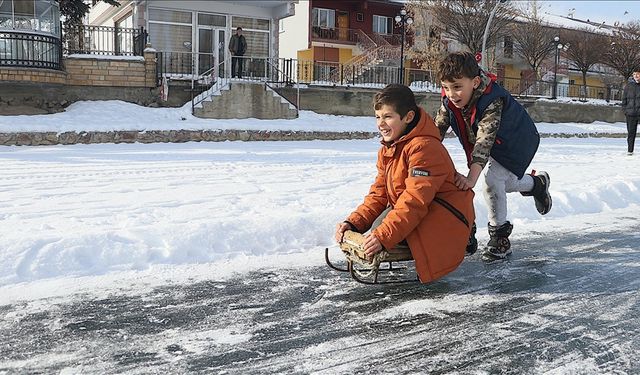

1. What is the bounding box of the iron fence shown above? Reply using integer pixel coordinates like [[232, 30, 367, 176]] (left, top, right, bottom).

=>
[[154, 54, 624, 102], [63, 25, 147, 56], [500, 76, 624, 101], [0, 31, 62, 70]]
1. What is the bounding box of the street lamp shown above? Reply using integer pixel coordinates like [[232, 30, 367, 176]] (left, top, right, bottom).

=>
[[480, 0, 507, 70], [551, 36, 569, 99], [395, 9, 413, 85]]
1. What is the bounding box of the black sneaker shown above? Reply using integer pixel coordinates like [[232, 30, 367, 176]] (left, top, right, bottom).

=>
[[532, 171, 552, 215], [466, 223, 478, 256], [481, 222, 513, 262]]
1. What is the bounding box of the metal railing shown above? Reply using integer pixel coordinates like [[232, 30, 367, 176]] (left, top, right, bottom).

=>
[[156, 53, 622, 103], [63, 25, 147, 56], [156, 52, 276, 82], [310, 26, 359, 44], [191, 56, 231, 114], [500, 76, 624, 101], [156, 51, 196, 82], [0, 31, 62, 70], [265, 59, 300, 117], [277, 58, 435, 88], [188, 55, 299, 116]]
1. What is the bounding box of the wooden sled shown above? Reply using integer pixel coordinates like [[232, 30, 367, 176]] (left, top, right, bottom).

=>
[[325, 230, 418, 284]]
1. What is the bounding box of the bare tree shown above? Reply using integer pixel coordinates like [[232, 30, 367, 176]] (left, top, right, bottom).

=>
[[604, 21, 640, 84], [408, 0, 517, 59], [509, 10, 557, 79], [562, 27, 609, 100], [405, 2, 448, 72]]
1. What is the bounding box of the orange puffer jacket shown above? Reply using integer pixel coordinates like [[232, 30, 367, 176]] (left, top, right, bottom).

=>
[[346, 107, 475, 283]]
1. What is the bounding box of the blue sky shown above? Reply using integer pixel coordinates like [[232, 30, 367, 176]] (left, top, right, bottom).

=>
[[540, 1, 638, 26]]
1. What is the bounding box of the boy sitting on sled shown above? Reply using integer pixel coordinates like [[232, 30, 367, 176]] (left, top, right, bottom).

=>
[[334, 84, 475, 283]]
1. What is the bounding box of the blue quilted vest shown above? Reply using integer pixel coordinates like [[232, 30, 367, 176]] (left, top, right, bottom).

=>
[[444, 81, 539, 178]]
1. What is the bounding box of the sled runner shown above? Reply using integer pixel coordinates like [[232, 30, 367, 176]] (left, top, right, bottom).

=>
[[325, 230, 418, 284]]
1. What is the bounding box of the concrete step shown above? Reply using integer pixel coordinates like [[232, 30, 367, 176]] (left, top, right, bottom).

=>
[[194, 81, 297, 119]]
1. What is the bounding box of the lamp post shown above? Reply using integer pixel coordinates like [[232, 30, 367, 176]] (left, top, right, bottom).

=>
[[551, 36, 568, 99], [395, 9, 413, 85], [480, 0, 507, 70]]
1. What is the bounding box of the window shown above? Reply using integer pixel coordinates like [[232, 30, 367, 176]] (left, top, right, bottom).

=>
[[232, 16, 270, 31], [373, 15, 392, 34], [35, 0, 57, 34], [148, 8, 193, 52], [115, 12, 133, 55], [0, 0, 11, 28], [243, 30, 269, 57], [13, 0, 35, 30], [198, 13, 226, 27], [503, 36, 513, 58], [149, 8, 192, 24], [312, 8, 335, 28]]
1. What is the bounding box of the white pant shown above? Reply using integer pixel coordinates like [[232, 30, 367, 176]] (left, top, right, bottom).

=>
[[483, 157, 534, 226]]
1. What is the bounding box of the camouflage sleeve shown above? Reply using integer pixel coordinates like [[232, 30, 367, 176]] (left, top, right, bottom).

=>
[[433, 103, 450, 141], [471, 98, 503, 168]]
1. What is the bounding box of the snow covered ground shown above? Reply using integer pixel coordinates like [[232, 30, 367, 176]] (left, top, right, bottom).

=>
[[0, 100, 628, 135], [0, 101, 639, 373]]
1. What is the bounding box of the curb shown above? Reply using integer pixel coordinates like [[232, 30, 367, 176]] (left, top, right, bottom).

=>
[[0, 130, 628, 146]]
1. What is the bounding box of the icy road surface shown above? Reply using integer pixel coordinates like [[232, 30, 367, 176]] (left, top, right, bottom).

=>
[[1, 224, 640, 374], [1, 138, 639, 373]]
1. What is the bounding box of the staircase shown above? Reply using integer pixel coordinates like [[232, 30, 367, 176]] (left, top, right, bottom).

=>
[[193, 81, 297, 119], [191, 58, 298, 120], [330, 30, 401, 85]]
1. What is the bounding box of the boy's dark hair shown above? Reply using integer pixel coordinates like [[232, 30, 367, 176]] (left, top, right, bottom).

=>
[[437, 52, 481, 82], [373, 84, 418, 118]]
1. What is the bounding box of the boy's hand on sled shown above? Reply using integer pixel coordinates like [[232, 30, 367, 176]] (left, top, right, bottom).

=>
[[363, 233, 383, 257], [335, 222, 350, 243]]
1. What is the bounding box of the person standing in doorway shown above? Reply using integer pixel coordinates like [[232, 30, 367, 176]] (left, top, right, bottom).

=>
[[229, 27, 247, 78], [622, 69, 640, 155]]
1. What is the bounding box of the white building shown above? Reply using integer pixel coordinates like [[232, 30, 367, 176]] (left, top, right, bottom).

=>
[[88, 0, 297, 76]]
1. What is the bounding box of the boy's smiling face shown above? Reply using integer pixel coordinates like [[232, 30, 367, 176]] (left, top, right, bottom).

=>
[[441, 76, 481, 108], [375, 104, 414, 143]]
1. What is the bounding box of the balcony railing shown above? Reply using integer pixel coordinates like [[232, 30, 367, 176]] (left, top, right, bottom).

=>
[[0, 31, 62, 70], [310, 26, 407, 48], [63, 25, 148, 56], [310, 26, 359, 44]]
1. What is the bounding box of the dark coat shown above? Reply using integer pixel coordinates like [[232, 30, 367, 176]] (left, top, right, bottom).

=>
[[622, 80, 640, 117], [444, 81, 539, 178], [229, 34, 247, 56], [346, 108, 475, 283]]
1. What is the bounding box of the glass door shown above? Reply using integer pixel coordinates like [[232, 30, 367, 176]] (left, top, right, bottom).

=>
[[197, 27, 226, 77], [217, 29, 226, 78]]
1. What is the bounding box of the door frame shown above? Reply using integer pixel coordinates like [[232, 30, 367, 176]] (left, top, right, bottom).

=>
[[196, 25, 228, 77]]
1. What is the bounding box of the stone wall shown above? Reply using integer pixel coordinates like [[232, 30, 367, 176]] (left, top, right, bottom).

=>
[[0, 49, 159, 115], [0, 130, 378, 146], [277, 86, 442, 118], [0, 67, 66, 85], [64, 49, 156, 88], [276, 86, 626, 124]]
